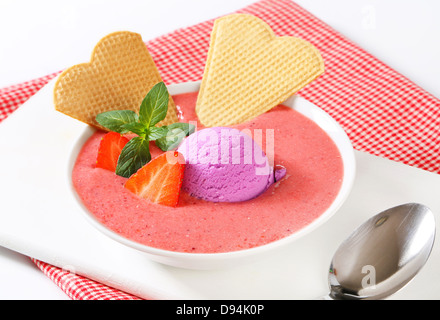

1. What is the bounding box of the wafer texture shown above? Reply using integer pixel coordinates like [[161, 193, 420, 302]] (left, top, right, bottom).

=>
[[196, 14, 325, 127], [54, 31, 178, 130]]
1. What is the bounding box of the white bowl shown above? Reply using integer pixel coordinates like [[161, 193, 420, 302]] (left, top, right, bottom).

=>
[[70, 81, 356, 270]]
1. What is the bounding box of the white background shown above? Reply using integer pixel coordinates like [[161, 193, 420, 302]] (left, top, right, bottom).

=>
[[0, 0, 439, 299]]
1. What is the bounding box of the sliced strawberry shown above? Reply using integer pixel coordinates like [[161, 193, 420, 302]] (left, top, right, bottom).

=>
[[96, 132, 130, 172], [124, 151, 185, 207]]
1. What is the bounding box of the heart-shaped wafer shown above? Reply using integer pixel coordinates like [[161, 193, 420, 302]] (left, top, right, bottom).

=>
[[196, 14, 325, 127], [54, 31, 178, 130]]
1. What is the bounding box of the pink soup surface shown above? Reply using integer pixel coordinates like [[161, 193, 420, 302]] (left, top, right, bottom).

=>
[[72, 92, 344, 253]]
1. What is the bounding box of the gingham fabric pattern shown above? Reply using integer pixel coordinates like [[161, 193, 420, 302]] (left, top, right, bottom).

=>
[[1, 0, 439, 299], [31, 259, 140, 300]]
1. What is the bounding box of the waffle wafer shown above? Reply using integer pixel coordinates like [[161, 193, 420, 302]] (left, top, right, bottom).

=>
[[54, 31, 178, 130], [196, 14, 325, 127]]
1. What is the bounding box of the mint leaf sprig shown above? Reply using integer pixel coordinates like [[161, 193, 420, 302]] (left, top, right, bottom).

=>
[[95, 82, 194, 178]]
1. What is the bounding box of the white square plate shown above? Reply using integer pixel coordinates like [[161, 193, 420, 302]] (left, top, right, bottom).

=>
[[0, 78, 440, 299]]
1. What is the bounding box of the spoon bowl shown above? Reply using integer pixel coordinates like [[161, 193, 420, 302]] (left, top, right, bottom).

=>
[[327, 203, 436, 300]]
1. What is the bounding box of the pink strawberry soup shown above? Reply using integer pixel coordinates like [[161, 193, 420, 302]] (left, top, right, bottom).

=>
[[72, 92, 344, 253]]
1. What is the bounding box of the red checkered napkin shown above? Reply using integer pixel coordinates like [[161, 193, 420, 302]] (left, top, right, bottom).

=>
[[1, 0, 439, 299]]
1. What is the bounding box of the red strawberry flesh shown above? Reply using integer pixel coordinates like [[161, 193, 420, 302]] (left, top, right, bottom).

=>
[[96, 132, 129, 172], [124, 151, 185, 207]]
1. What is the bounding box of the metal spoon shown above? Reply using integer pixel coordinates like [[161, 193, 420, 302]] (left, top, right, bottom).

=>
[[324, 203, 436, 300]]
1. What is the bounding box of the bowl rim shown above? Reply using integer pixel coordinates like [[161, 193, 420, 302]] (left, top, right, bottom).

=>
[[70, 80, 356, 262]]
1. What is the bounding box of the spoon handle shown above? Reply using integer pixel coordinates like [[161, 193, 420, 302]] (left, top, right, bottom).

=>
[[317, 293, 334, 300]]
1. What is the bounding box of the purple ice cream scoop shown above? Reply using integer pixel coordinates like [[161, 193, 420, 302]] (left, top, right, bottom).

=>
[[177, 127, 285, 202]]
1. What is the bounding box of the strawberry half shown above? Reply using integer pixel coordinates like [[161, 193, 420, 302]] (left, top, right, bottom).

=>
[[124, 151, 185, 207], [96, 132, 130, 172]]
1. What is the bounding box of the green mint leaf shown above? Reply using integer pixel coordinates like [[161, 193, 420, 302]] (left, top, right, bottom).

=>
[[96, 110, 139, 133], [138, 82, 169, 128], [155, 122, 195, 151], [115, 137, 151, 178], [148, 126, 168, 141], [121, 122, 147, 137]]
